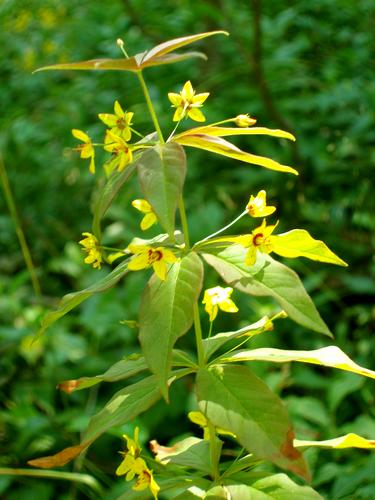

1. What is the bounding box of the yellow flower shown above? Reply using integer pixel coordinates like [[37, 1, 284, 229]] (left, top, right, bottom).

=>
[[131, 199, 157, 230], [116, 428, 160, 499], [202, 286, 238, 322], [72, 129, 96, 174], [104, 130, 133, 172], [127, 244, 178, 280], [134, 468, 160, 499], [235, 219, 277, 266], [168, 81, 209, 122], [234, 220, 347, 267], [188, 411, 236, 440], [99, 100, 134, 141], [235, 114, 257, 127], [79, 232, 103, 269], [246, 190, 276, 218]]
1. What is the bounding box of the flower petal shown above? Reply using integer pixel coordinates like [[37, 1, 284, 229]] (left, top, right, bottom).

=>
[[187, 107, 206, 122], [153, 260, 167, 280], [141, 212, 157, 230], [168, 92, 183, 106], [72, 128, 89, 142], [128, 253, 149, 271]]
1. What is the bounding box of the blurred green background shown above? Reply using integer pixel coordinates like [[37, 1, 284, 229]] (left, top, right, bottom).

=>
[[1, 0, 375, 498]]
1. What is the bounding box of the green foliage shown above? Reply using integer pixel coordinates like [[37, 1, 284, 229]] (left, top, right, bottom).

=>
[[1, 1, 374, 499]]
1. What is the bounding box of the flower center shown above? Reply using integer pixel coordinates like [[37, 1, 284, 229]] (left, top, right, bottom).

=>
[[116, 118, 126, 130], [253, 232, 264, 246], [147, 249, 163, 264]]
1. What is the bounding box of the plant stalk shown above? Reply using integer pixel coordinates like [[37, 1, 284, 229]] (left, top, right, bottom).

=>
[[136, 71, 165, 143]]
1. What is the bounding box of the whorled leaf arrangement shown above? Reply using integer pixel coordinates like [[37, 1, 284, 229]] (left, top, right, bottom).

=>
[[28, 31, 374, 500]]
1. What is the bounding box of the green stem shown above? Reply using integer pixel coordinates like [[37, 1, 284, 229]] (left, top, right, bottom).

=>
[[193, 303, 204, 368], [178, 196, 190, 250], [197, 209, 248, 244], [208, 321, 214, 339], [136, 71, 165, 143], [0, 468, 102, 494], [0, 157, 41, 297], [207, 422, 220, 481]]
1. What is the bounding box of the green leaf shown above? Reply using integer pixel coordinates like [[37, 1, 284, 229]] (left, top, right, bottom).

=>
[[294, 433, 375, 450], [202, 245, 332, 337], [137, 143, 186, 238], [28, 374, 160, 468], [196, 365, 309, 480], [175, 125, 296, 141], [57, 355, 148, 393], [249, 473, 323, 499], [174, 134, 298, 175], [38, 260, 129, 336], [141, 30, 229, 63], [222, 346, 375, 379], [202, 316, 274, 361], [139, 252, 203, 399], [151, 436, 214, 474]]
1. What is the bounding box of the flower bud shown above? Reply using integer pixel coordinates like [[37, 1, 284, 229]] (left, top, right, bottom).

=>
[[235, 114, 257, 127]]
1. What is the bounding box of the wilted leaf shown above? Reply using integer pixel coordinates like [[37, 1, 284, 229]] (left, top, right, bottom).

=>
[[174, 125, 295, 141]]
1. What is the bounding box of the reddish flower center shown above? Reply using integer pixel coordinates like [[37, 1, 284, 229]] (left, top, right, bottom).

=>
[[147, 249, 163, 264], [253, 232, 264, 246]]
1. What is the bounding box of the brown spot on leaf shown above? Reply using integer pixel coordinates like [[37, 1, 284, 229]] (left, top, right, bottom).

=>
[[57, 379, 81, 394], [27, 442, 90, 468], [280, 428, 300, 460]]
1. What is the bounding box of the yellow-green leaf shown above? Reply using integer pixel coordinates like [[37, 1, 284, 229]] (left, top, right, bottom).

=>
[[34, 57, 141, 73], [222, 346, 375, 379], [174, 134, 298, 175], [270, 229, 348, 266], [295, 433, 375, 449], [174, 125, 296, 141], [141, 30, 229, 63]]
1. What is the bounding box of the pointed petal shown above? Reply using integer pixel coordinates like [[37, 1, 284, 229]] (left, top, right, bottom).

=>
[[188, 108, 206, 122], [245, 246, 257, 266], [98, 113, 117, 127], [168, 92, 183, 106], [219, 298, 239, 314], [182, 80, 194, 100], [173, 107, 185, 121], [114, 100, 124, 117], [88, 156, 95, 174], [140, 212, 157, 230], [132, 199, 152, 213], [192, 92, 210, 104], [128, 253, 149, 271], [72, 129, 89, 142], [153, 261, 167, 280]]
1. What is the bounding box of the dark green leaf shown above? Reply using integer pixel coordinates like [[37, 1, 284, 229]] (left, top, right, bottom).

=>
[[196, 365, 309, 480], [38, 260, 128, 336], [139, 252, 203, 399], [137, 143, 186, 239]]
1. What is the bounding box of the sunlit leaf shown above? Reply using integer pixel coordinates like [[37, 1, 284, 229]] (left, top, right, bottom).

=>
[[174, 134, 298, 175], [38, 260, 129, 336], [139, 252, 203, 399], [271, 229, 348, 266], [202, 245, 332, 337], [141, 30, 228, 63], [174, 125, 295, 141], [295, 433, 375, 449], [196, 365, 310, 480], [137, 143, 186, 239], [202, 316, 275, 361], [221, 346, 375, 379]]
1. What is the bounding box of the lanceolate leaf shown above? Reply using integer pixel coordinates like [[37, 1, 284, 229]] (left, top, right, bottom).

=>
[[58, 356, 148, 393], [38, 260, 129, 336], [28, 375, 160, 468], [249, 474, 322, 499], [34, 57, 142, 73], [137, 143, 186, 238], [142, 51, 207, 67], [270, 229, 348, 266], [141, 30, 228, 63], [202, 316, 274, 361], [139, 252, 203, 398], [174, 125, 296, 141], [174, 134, 298, 175], [221, 346, 375, 379], [295, 433, 375, 450], [203, 245, 332, 337], [92, 161, 137, 239], [196, 365, 309, 480]]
